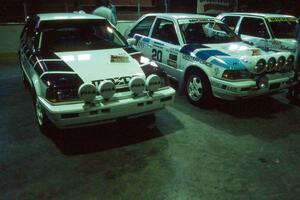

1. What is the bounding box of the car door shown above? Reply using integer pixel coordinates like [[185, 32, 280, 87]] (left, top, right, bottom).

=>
[[237, 17, 271, 51], [127, 16, 156, 59], [149, 18, 181, 79]]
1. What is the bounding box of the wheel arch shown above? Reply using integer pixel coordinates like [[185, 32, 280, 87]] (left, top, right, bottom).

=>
[[184, 65, 210, 83]]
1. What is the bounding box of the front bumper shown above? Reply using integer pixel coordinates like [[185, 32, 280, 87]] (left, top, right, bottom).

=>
[[210, 72, 297, 100], [39, 87, 175, 129]]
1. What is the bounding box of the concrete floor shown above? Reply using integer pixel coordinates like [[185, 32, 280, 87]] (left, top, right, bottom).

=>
[[1, 57, 300, 200]]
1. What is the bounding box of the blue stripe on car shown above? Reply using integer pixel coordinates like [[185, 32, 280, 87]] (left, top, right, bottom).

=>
[[211, 58, 245, 70], [180, 44, 209, 55], [195, 50, 229, 61]]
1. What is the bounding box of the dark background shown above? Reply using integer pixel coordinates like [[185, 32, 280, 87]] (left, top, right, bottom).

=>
[[0, 0, 299, 23]]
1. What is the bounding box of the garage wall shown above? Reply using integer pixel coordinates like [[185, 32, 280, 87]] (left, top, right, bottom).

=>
[[0, 24, 23, 54], [0, 20, 135, 54]]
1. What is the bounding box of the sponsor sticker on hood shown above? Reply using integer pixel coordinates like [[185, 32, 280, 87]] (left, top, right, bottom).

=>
[[110, 54, 129, 63]]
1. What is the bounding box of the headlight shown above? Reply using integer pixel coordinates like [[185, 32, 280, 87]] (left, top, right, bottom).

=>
[[285, 55, 294, 71], [266, 57, 276, 72], [254, 59, 266, 73], [46, 87, 78, 103], [222, 69, 251, 80], [276, 56, 286, 71]]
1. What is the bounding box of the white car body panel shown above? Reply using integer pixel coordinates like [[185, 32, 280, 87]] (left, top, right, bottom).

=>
[[127, 13, 297, 100], [56, 49, 145, 82]]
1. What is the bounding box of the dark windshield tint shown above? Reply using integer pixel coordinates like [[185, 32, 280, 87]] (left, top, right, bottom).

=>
[[179, 20, 240, 44], [39, 19, 126, 52], [269, 20, 297, 39]]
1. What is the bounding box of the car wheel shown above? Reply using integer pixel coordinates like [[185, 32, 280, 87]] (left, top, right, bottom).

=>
[[185, 69, 213, 107], [34, 96, 54, 135]]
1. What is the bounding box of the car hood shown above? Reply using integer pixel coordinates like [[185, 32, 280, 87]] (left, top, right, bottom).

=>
[[204, 42, 264, 57], [181, 42, 293, 72], [55, 48, 144, 83]]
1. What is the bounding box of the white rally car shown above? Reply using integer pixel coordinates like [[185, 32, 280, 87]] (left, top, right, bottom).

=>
[[19, 13, 175, 132], [217, 13, 298, 52], [125, 13, 297, 106]]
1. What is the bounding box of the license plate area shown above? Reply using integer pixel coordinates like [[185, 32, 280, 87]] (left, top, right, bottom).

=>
[[269, 83, 280, 90]]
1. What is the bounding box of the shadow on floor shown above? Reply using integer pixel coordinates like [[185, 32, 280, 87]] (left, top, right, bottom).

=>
[[47, 114, 175, 156], [213, 95, 293, 119], [171, 93, 299, 141]]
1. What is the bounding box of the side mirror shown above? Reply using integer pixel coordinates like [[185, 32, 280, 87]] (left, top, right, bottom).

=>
[[127, 38, 137, 46]]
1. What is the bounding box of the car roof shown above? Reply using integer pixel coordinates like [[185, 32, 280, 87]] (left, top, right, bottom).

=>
[[144, 13, 215, 20], [219, 12, 296, 19], [37, 13, 105, 21]]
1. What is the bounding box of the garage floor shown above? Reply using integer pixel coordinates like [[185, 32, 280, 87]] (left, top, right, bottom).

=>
[[1, 56, 300, 200]]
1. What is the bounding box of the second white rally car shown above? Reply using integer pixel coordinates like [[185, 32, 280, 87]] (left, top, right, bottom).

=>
[[19, 13, 175, 132], [125, 13, 297, 106], [217, 13, 298, 53]]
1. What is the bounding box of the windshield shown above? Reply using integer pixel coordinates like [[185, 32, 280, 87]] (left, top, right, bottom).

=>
[[179, 19, 241, 44], [268, 20, 297, 39], [39, 19, 127, 52]]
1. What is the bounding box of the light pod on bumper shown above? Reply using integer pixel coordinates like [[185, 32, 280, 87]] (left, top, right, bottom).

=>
[[129, 77, 145, 96], [146, 74, 161, 93], [98, 80, 116, 100], [78, 83, 97, 103], [254, 59, 266, 74], [266, 57, 276, 72], [276, 56, 286, 71], [256, 76, 269, 89], [285, 55, 294, 71]]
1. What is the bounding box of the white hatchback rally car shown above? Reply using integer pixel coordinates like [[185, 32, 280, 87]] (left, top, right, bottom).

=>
[[217, 13, 298, 52], [126, 13, 297, 106], [19, 13, 175, 131]]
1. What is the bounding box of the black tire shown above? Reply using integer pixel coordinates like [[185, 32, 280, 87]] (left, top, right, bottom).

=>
[[33, 95, 55, 136], [185, 69, 213, 107]]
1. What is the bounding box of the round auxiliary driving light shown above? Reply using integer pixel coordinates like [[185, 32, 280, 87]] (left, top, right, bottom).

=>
[[285, 55, 295, 70], [276, 56, 286, 71], [255, 59, 266, 74], [266, 57, 276, 72], [129, 77, 145, 96], [98, 80, 116, 100], [256, 76, 269, 89], [146, 74, 161, 93], [78, 83, 97, 103]]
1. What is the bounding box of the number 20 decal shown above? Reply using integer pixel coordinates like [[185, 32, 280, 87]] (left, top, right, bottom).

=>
[[152, 49, 162, 62]]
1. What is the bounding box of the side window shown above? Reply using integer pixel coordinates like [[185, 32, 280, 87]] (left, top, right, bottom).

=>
[[129, 16, 155, 37], [222, 16, 240, 30], [25, 18, 38, 50], [151, 18, 179, 45], [239, 17, 269, 39]]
